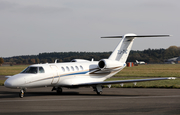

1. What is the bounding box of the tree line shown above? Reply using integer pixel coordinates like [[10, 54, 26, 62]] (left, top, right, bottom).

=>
[[2, 46, 180, 65]]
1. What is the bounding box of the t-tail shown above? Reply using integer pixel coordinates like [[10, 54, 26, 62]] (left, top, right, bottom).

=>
[[101, 33, 170, 64]]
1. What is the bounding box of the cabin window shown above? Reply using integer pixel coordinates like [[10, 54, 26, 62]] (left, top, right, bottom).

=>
[[66, 66, 70, 71], [80, 65, 83, 70], [71, 66, 74, 71], [61, 67, 65, 72], [75, 66, 79, 71]]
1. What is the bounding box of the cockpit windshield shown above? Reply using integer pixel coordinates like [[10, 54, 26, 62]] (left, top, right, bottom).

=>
[[21, 66, 45, 74]]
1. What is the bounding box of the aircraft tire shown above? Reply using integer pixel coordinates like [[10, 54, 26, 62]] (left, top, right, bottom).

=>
[[19, 89, 24, 98], [96, 91, 102, 95], [56, 87, 62, 94]]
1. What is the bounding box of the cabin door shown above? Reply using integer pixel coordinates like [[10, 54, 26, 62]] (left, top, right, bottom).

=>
[[50, 65, 60, 84]]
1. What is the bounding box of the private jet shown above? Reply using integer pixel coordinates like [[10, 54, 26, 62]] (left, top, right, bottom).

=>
[[136, 60, 145, 64], [4, 33, 175, 98]]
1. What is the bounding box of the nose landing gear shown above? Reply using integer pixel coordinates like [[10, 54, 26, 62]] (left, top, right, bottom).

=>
[[19, 89, 26, 98]]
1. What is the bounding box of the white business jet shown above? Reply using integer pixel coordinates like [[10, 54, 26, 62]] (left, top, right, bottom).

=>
[[4, 33, 175, 98], [136, 60, 145, 64]]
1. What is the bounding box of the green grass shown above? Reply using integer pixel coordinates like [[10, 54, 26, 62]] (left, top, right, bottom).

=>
[[115, 64, 180, 77], [0, 65, 29, 76]]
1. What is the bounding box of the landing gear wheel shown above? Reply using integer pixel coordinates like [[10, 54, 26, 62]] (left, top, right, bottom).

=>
[[19, 89, 24, 98], [94, 85, 103, 95], [96, 91, 102, 95], [56, 87, 62, 94]]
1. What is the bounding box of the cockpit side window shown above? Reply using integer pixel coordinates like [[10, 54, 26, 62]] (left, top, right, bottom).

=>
[[21, 67, 38, 73], [39, 67, 45, 73], [21, 66, 45, 74]]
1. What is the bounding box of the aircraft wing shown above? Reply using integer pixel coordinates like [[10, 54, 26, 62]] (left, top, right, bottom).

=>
[[73, 77, 175, 87]]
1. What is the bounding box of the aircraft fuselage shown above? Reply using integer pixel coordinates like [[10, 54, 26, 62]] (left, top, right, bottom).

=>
[[4, 61, 125, 89]]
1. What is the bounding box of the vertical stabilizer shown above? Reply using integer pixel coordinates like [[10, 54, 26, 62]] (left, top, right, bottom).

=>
[[101, 34, 170, 63], [108, 33, 136, 63]]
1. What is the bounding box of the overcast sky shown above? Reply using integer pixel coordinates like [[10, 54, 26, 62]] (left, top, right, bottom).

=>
[[0, 0, 179, 57]]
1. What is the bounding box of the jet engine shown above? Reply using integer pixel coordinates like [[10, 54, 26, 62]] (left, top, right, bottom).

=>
[[98, 59, 122, 70]]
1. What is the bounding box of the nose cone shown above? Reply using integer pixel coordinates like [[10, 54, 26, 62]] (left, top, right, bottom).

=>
[[4, 74, 25, 88], [4, 78, 15, 88]]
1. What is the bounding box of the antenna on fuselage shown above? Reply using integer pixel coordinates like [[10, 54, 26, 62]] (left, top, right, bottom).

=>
[[55, 59, 59, 63]]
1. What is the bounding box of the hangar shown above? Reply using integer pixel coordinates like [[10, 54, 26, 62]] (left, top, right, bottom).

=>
[[165, 56, 180, 64]]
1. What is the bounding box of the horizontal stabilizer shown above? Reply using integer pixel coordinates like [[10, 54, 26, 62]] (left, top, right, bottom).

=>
[[101, 35, 170, 38], [5, 76, 12, 78]]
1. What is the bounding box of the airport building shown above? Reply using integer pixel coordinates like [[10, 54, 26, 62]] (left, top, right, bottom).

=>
[[165, 56, 180, 64]]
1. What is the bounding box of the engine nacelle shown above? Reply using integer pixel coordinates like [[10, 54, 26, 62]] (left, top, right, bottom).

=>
[[98, 59, 122, 70]]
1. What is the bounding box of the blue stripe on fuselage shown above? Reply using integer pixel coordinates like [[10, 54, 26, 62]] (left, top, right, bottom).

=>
[[60, 71, 89, 77]]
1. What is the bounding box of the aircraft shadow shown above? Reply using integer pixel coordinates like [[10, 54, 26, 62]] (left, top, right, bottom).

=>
[[0, 90, 146, 98]]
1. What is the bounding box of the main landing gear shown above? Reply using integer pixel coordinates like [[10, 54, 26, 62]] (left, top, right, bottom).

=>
[[52, 87, 63, 94], [19, 89, 26, 98], [93, 85, 103, 95]]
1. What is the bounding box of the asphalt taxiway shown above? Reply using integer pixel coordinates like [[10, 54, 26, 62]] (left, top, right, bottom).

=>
[[0, 86, 180, 115]]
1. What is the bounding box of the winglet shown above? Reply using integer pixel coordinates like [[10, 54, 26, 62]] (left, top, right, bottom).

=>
[[168, 77, 176, 80]]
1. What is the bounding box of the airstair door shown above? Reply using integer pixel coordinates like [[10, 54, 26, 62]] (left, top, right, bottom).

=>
[[50, 65, 60, 84]]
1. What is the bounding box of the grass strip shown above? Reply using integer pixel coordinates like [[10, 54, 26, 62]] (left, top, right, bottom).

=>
[[0, 65, 29, 75], [115, 64, 180, 77]]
